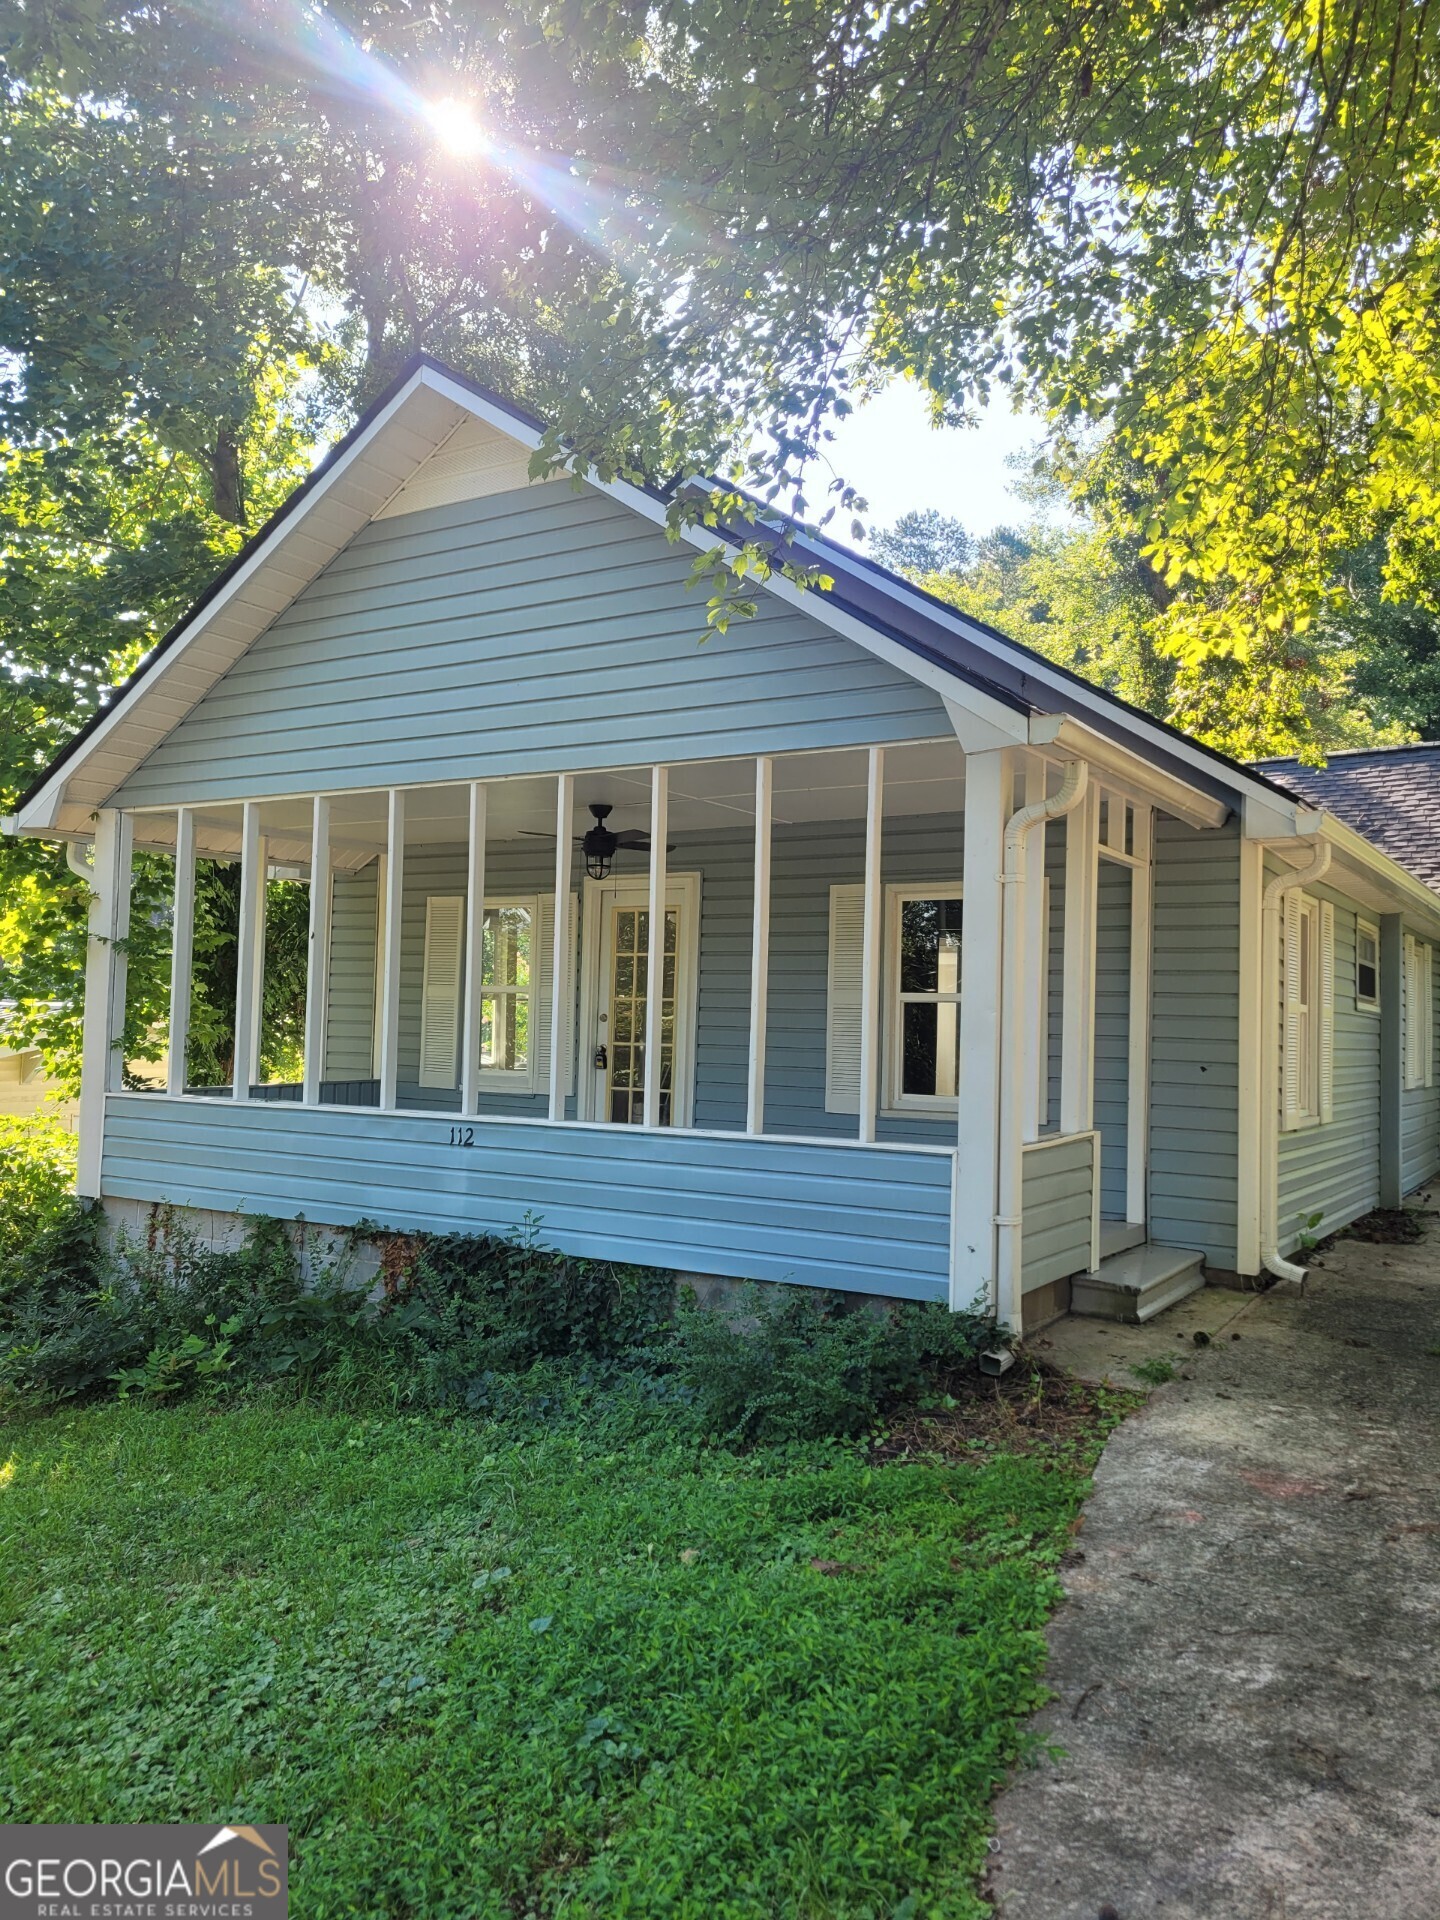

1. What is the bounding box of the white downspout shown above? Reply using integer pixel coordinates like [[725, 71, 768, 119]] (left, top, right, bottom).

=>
[[995, 759, 1089, 1331], [65, 838, 94, 881], [1259, 837, 1332, 1284]]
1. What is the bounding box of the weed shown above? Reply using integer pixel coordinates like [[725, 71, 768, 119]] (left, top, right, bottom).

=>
[[1129, 1356, 1178, 1386]]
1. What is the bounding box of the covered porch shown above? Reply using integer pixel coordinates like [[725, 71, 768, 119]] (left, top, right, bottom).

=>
[[85, 736, 1185, 1327]]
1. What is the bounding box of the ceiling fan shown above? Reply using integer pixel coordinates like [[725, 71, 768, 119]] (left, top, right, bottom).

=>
[[520, 803, 676, 879]]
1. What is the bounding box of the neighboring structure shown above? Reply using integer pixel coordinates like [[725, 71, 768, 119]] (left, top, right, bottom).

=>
[[6, 356, 1440, 1330], [0, 1016, 75, 1126]]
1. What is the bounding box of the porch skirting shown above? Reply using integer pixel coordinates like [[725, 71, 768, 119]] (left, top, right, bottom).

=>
[[100, 1095, 957, 1302]]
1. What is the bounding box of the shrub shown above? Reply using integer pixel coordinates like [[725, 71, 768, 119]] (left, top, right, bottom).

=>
[[380, 1216, 675, 1406], [0, 1114, 77, 1276], [672, 1283, 999, 1444]]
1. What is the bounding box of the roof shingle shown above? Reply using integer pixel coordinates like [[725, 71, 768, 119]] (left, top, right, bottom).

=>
[[1252, 745, 1440, 894]]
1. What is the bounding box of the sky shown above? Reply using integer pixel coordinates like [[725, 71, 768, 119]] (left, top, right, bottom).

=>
[[820, 380, 1050, 550]]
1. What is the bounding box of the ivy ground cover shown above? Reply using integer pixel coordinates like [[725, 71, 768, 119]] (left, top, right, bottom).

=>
[[0, 1401, 1099, 1917]]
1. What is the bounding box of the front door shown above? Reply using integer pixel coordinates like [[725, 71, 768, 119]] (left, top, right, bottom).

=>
[[581, 877, 699, 1125]]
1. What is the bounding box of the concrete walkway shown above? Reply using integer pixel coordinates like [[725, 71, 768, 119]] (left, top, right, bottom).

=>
[[989, 1232, 1440, 1919]]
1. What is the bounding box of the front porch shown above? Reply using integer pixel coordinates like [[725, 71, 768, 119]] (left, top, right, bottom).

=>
[[86, 738, 1199, 1327]]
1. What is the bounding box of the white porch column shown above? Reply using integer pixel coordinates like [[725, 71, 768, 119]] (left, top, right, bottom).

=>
[[954, 748, 1010, 1310], [77, 808, 132, 1198], [462, 781, 488, 1115], [302, 796, 332, 1106], [1061, 781, 1100, 1134], [1020, 759, 1048, 1140], [643, 765, 670, 1128], [1125, 805, 1154, 1225], [548, 773, 574, 1122], [1235, 836, 1265, 1272], [167, 807, 197, 1098], [378, 789, 405, 1108], [232, 801, 265, 1099], [746, 756, 773, 1136], [858, 746, 885, 1144]]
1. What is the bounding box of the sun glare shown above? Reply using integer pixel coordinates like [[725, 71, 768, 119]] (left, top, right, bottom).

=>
[[427, 97, 486, 158]]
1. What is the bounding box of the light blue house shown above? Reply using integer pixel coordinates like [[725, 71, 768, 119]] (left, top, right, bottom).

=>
[[10, 358, 1440, 1330]]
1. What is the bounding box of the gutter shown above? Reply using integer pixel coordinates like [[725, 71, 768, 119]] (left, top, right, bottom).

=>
[[1258, 837, 1332, 1284], [995, 759, 1090, 1329]]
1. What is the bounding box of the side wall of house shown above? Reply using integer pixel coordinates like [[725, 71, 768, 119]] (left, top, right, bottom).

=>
[[1147, 817, 1241, 1269], [1274, 870, 1384, 1245]]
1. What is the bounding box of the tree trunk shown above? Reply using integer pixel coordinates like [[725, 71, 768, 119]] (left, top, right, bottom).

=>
[[212, 428, 245, 525]]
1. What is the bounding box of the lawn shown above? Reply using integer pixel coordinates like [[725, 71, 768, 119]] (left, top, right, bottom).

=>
[[0, 1394, 1104, 1918]]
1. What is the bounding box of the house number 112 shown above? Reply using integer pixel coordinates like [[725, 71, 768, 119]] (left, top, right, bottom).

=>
[[448, 1125, 476, 1148]]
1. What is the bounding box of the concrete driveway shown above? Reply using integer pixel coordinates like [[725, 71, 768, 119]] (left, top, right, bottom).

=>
[[989, 1228, 1440, 1919]]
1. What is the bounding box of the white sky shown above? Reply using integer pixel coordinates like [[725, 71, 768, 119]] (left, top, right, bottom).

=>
[[819, 379, 1048, 548]]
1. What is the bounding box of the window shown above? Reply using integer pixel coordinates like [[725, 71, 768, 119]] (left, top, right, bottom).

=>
[[416, 893, 571, 1095], [481, 901, 535, 1079], [890, 889, 963, 1107], [1405, 933, 1433, 1090], [1282, 893, 1334, 1130], [825, 882, 962, 1114], [1355, 918, 1380, 1011]]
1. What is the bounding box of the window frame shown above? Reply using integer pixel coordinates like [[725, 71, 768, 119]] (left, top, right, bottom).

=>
[[478, 893, 540, 1090], [883, 882, 964, 1115], [1355, 916, 1380, 1013], [1281, 891, 1334, 1133], [1404, 932, 1434, 1091]]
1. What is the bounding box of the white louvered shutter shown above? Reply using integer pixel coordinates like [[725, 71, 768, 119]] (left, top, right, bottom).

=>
[[826, 883, 865, 1114], [419, 896, 464, 1088], [535, 892, 577, 1094], [1318, 900, 1335, 1124], [1281, 891, 1303, 1129]]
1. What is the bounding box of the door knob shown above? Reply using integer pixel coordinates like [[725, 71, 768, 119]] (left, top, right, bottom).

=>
[[593, 1044, 608, 1070]]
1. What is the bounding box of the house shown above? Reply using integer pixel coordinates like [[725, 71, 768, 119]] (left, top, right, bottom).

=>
[[0, 1014, 75, 1126], [7, 356, 1440, 1331]]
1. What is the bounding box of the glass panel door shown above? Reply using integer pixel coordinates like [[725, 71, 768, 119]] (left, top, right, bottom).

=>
[[606, 904, 678, 1125]]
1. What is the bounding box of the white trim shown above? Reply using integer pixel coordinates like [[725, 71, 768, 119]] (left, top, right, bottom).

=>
[[167, 806, 197, 1098], [746, 756, 773, 1135], [1236, 839, 1264, 1275], [301, 796, 332, 1105], [77, 810, 129, 1197], [1355, 915, 1381, 1013], [1123, 805, 1152, 1228], [548, 773, 575, 1122], [461, 782, 488, 1111], [474, 892, 543, 1089], [1060, 782, 1099, 1134], [1020, 760, 1048, 1140], [103, 1086, 958, 1155], [378, 789, 405, 1109], [232, 801, 264, 1099], [883, 881, 964, 1115], [577, 871, 702, 1128], [643, 766, 670, 1129], [858, 746, 885, 1144], [1404, 932, 1434, 1091], [953, 747, 1010, 1310]]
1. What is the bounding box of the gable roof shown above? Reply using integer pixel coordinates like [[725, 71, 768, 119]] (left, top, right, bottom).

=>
[[10, 352, 1307, 839], [1254, 744, 1440, 895]]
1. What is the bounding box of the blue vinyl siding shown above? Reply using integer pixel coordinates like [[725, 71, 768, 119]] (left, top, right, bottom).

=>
[[323, 867, 378, 1078], [1148, 817, 1240, 1268], [1021, 1133, 1095, 1293], [1094, 858, 1132, 1218], [1277, 878, 1382, 1244], [100, 1095, 954, 1301], [110, 481, 951, 809]]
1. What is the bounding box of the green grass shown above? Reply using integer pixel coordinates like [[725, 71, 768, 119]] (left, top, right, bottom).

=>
[[0, 1398, 1105, 1918]]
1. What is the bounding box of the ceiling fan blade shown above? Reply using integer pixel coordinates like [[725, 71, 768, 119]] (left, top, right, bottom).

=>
[[516, 829, 558, 839], [613, 829, 652, 847]]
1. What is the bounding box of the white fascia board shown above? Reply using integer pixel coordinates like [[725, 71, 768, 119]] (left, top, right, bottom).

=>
[[1319, 812, 1440, 933], [11, 367, 452, 838], [1035, 714, 1229, 830]]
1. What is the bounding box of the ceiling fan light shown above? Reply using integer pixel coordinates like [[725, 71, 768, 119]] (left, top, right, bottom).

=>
[[582, 803, 618, 879]]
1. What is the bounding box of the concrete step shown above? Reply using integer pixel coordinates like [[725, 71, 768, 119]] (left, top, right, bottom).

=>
[[1071, 1243, 1206, 1324]]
